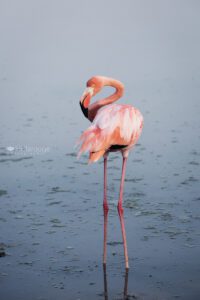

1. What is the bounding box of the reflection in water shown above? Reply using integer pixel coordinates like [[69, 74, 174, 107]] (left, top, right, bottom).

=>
[[103, 264, 108, 300], [123, 269, 129, 299], [103, 264, 129, 300]]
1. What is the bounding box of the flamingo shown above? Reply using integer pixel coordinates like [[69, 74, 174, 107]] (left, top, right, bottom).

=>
[[78, 76, 143, 269]]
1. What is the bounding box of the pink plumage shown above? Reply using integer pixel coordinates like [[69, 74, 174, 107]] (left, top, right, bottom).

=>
[[78, 104, 143, 162]]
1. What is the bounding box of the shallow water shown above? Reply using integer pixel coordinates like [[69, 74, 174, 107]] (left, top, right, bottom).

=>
[[1, 1, 200, 299], [0, 77, 200, 299]]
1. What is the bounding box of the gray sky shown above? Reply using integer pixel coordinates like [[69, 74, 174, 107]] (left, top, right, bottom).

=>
[[0, 0, 200, 90]]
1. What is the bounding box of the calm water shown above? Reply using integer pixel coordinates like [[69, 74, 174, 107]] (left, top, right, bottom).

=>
[[0, 1, 200, 299], [0, 78, 200, 299]]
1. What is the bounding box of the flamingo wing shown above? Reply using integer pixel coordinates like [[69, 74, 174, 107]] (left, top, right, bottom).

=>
[[78, 104, 143, 162]]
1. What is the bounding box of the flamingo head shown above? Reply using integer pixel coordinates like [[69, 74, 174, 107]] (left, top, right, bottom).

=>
[[80, 76, 105, 109]]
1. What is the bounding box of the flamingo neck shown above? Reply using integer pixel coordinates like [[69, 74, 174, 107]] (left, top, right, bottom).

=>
[[99, 77, 124, 106], [88, 77, 124, 121]]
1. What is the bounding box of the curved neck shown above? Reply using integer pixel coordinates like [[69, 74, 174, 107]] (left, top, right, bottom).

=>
[[88, 77, 124, 121], [98, 77, 124, 106]]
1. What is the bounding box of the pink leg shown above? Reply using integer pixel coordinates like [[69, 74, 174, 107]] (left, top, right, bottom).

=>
[[103, 154, 109, 265], [117, 157, 129, 269]]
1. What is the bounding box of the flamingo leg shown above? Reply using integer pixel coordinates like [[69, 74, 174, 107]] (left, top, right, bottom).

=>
[[103, 154, 109, 265], [117, 156, 129, 269]]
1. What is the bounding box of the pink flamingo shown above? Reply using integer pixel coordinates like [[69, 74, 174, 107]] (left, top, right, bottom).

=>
[[78, 76, 143, 269]]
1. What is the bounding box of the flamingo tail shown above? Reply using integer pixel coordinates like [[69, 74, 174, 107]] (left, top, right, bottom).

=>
[[89, 150, 105, 163], [77, 126, 106, 163]]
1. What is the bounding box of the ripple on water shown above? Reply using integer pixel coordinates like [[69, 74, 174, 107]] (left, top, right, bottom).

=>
[[193, 197, 200, 201], [48, 187, 71, 194], [0, 156, 33, 163], [163, 228, 187, 239], [132, 158, 143, 163], [124, 199, 139, 209], [0, 243, 6, 257], [128, 192, 146, 199], [65, 152, 77, 157], [181, 176, 198, 185], [107, 241, 123, 246], [190, 150, 200, 156], [189, 161, 199, 166], [41, 159, 54, 163], [0, 190, 8, 197], [135, 210, 157, 217], [63, 265, 84, 274], [74, 161, 88, 165], [125, 178, 143, 183], [0, 151, 10, 157], [160, 212, 173, 221], [50, 218, 66, 228], [47, 200, 63, 206]]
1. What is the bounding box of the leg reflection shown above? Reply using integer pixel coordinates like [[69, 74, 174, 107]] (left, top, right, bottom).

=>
[[103, 264, 108, 300], [123, 268, 129, 299], [103, 265, 129, 300]]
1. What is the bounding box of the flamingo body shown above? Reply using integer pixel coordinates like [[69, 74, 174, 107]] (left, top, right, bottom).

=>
[[78, 76, 143, 269], [78, 103, 143, 162]]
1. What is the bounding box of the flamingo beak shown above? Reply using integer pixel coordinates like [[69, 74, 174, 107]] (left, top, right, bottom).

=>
[[80, 87, 94, 108]]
